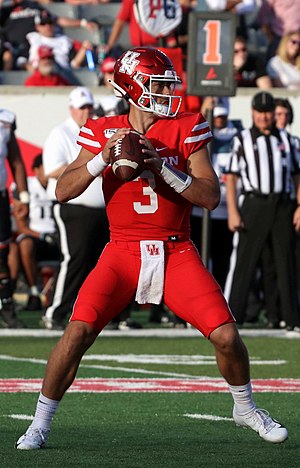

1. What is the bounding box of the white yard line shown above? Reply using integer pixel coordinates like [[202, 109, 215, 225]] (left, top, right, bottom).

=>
[[5, 414, 34, 421], [183, 414, 233, 422], [0, 354, 287, 381], [0, 328, 299, 338]]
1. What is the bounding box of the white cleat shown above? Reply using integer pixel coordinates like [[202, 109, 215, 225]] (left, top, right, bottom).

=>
[[15, 426, 49, 450], [233, 407, 288, 443]]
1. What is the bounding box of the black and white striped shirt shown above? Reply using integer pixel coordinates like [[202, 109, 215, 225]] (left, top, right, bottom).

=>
[[226, 126, 300, 195]]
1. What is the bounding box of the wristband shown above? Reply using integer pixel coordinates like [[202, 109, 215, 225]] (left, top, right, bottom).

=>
[[19, 191, 30, 204], [80, 18, 88, 28], [86, 152, 108, 177], [159, 161, 192, 194]]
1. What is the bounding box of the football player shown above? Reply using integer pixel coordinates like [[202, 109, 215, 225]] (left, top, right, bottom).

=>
[[0, 108, 28, 328], [16, 47, 288, 449]]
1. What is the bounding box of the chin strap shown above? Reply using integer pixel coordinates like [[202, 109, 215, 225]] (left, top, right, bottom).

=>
[[108, 79, 128, 99]]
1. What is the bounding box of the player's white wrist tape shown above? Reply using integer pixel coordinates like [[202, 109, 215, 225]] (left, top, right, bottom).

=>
[[80, 18, 88, 28], [86, 152, 108, 177], [159, 161, 192, 193], [19, 191, 30, 204]]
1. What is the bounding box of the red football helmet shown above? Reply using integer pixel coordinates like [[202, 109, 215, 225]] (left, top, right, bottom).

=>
[[109, 47, 182, 117]]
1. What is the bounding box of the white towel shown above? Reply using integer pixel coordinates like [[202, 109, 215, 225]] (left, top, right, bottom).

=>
[[135, 240, 164, 304]]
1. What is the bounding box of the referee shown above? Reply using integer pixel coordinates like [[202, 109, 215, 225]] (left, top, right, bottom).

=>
[[224, 92, 300, 331]]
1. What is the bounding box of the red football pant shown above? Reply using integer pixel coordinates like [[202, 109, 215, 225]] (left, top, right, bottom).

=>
[[70, 240, 235, 337]]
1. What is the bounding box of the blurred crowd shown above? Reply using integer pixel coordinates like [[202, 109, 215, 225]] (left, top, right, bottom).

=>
[[0, 0, 300, 90], [1, 0, 300, 332]]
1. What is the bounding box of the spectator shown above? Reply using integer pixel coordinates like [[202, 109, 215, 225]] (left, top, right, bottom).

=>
[[274, 97, 294, 131], [273, 98, 299, 160], [104, 0, 178, 55], [257, 0, 300, 60], [0, 108, 28, 328], [205, 0, 257, 39], [98, 56, 116, 87], [191, 103, 240, 290], [233, 36, 272, 88], [0, 0, 97, 70], [224, 91, 300, 332], [266, 31, 300, 89], [27, 11, 94, 72], [11, 154, 60, 312], [24, 45, 72, 86], [41, 87, 109, 330]]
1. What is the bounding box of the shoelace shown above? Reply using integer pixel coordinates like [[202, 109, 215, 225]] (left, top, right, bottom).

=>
[[26, 427, 48, 443], [252, 409, 276, 433]]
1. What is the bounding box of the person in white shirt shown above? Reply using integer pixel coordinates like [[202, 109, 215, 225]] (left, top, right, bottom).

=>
[[266, 31, 300, 89], [26, 10, 95, 84], [41, 87, 109, 330]]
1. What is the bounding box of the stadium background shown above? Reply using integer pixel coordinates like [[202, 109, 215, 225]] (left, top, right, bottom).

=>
[[1, 87, 300, 182]]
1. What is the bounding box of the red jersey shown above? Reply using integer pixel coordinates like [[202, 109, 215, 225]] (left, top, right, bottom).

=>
[[118, 0, 159, 47], [24, 71, 71, 87], [78, 112, 212, 242]]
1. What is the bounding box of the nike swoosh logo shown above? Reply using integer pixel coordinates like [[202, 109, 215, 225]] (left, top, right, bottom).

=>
[[156, 147, 168, 152]]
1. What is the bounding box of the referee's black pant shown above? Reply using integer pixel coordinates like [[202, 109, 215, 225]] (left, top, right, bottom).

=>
[[44, 203, 109, 325], [225, 193, 300, 327]]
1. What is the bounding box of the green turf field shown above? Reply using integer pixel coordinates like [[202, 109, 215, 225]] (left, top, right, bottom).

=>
[[1, 333, 299, 467]]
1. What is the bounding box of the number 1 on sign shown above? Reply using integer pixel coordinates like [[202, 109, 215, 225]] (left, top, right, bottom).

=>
[[203, 20, 222, 65]]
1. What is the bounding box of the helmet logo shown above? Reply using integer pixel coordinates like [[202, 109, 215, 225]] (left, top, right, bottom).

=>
[[119, 51, 140, 75]]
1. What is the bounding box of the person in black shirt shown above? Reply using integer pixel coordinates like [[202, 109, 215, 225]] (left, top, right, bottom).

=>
[[224, 92, 300, 332], [233, 36, 272, 88]]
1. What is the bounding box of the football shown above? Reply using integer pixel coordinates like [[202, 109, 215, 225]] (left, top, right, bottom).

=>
[[110, 131, 146, 182]]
